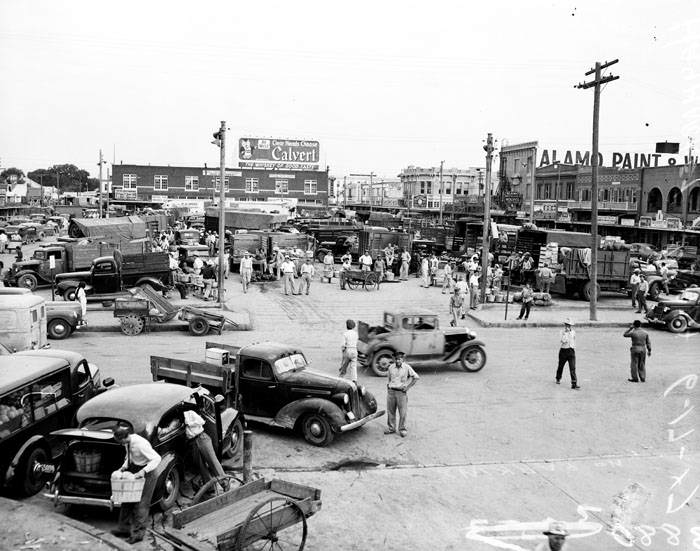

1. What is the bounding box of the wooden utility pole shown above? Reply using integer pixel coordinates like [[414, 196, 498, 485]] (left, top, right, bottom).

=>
[[480, 133, 495, 303], [343, 176, 347, 209], [98, 149, 105, 218], [576, 59, 619, 321], [212, 121, 227, 307], [438, 161, 444, 225]]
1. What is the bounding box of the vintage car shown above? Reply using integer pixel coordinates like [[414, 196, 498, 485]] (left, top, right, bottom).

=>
[[646, 269, 700, 300], [357, 311, 487, 376], [45, 383, 244, 511], [0, 288, 84, 340], [646, 287, 700, 333]]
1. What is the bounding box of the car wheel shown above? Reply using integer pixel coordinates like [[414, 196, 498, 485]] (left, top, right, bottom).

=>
[[371, 348, 393, 377], [667, 315, 688, 334], [18, 273, 38, 291], [157, 462, 181, 511], [18, 445, 50, 496], [62, 287, 77, 302], [300, 413, 334, 447], [316, 250, 328, 263], [189, 317, 210, 336], [222, 418, 244, 459], [459, 345, 487, 372], [648, 283, 660, 300], [48, 318, 72, 340]]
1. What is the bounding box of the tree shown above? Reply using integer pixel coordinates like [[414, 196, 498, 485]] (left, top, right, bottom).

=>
[[28, 164, 99, 192], [1, 167, 25, 184]]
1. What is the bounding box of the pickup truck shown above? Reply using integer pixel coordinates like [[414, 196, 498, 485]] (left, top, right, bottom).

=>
[[151, 342, 384, 447], [4, 240, 152, 291], [55, 251, 172, 302]]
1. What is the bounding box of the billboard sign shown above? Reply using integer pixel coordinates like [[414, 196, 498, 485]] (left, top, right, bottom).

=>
[[239, 138, 319, 167], [115, 189, 137, 200]]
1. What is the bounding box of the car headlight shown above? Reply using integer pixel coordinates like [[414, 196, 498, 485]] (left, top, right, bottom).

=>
[[358, 385, 366, 397], [662, 307, 670, 313], [343, 393, 349, 405]]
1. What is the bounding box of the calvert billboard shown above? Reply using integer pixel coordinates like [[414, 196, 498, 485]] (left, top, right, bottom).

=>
[[239, 138, 319, 166]]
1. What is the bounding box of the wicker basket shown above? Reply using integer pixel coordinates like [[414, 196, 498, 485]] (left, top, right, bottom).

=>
[[111, 477, 146, 504], [74, 450, 102, 473]]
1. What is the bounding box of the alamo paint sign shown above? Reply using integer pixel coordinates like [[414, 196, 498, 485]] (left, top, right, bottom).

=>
[[539, 149, 697, 169]]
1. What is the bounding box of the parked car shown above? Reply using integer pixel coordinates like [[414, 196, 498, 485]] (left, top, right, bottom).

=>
[[45, 383, 243, 511], [646, 287, 700, 333], [357, 310, 487, 376], [0, 350, 105, 496], [0, 288, 84, 340], [646, 269, 700, 300]]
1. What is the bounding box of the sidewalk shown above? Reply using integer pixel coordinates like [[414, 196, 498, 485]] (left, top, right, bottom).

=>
[[0, 496, 132, 551]]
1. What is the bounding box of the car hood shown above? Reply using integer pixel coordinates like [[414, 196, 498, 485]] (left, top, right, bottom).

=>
[[443, 327, 469, 336], [46, 301, 81, 315], [11, 260, 41, 270], [279, 368, 350, 392], [656, 298, 697, 308]]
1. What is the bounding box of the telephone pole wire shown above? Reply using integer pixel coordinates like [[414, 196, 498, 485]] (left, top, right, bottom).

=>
[[575, 59, 620, 321]]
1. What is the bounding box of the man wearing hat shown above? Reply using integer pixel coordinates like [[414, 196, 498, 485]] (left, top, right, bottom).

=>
[[635, 274, 649, 314], [629, 268, 641, 310], [240, 251, 254, 294], [280, 255, 297, 295], [557, 318, 580, 389], [535, 521, 569, 551], [623, 319, 652, 382], [384, 351, 419, 437]]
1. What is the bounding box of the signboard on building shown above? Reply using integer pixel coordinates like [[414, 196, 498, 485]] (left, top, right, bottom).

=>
[[667, 217, 682, 229], [239, 161, 318, 171], [151, 195, 168, 203], [115, 189, 137, 200], [202, 170, 241, 177], [597, 215, 618, 225], [238, 138, 319, 168], [620, 218, 635, 226]]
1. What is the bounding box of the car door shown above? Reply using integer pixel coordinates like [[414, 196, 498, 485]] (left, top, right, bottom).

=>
[[409, 316, 444, 357], [196, 395, 222, 451], [70, 359, 99, 405], [92, 260, 120, 294], [237, 357, 282, 418], [387, 316, 413, 355]]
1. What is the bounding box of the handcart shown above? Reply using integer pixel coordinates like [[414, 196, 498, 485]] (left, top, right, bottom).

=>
[[343, 268, 380, 291], [155, 478, 322, 551], [179, 305, 237, 336], [114, 286, 180, 336]]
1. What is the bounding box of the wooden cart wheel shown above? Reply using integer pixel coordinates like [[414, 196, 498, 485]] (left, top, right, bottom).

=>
[[364, 273, 379, 291], [191, 474, 244, 505], [120, 314, 145, 336], [346, 278, 358, 290], [235, 497, 307, 551], [189, 317, 210, 336]]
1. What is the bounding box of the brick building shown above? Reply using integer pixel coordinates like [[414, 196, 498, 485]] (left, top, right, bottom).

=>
[[640, 164, 700, 225], [111, 164, 329, 207]]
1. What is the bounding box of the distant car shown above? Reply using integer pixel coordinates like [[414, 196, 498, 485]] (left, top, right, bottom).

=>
[[646, 287, 700, 333], [646, 270, 700, 300], [628, 243, 657, 260], [45, 383, 243, 511], [357, 310, 487, 376]]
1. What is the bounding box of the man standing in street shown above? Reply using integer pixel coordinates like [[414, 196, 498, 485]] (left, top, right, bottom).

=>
[[240, 251, 253, 294], [339, 319, 358, 383], [442, 261, 454, 294], [659, 261, 670, 295], [339, 255, 352, 290], [359, 250, 373, 272], [111, 424, 161, 544], [281, 255, 297, 295], [469, 269, 480, 309], [629, 268, 641, 310], [517, 282, 534, 320], [535, 521, 570, 551], [635, 274, 649, 314], [201, 260, 217, 300], [455, 275, 469, 319], [556, 318, 580, 389], [384, 351, 419, 437], [623, 320, 651, 383], [400, 248, 411, 280], [449, 288, 464, 326], [300, 257, 315, 295]]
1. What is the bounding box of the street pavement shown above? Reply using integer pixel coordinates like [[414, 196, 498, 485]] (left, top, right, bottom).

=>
[[7, 259, 700, 550]]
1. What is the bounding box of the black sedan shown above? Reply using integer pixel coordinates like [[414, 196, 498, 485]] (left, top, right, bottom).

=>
[[44, 383, 243, 511], [646, 287, 700, 333]]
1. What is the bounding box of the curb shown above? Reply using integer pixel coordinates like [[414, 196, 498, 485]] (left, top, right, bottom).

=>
[[466, 313, 631, 329]]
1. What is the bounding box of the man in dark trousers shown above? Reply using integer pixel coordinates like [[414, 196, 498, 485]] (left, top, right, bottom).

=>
[[623, 320, 652, 382], [556, 318, 580, 389]]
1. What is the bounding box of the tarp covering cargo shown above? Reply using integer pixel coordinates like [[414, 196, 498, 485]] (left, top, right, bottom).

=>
[[68, 216, 147, 240], [205, 208, 289, 231]]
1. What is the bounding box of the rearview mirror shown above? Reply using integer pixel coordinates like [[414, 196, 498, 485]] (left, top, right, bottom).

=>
[[103, 377, 115, 388]]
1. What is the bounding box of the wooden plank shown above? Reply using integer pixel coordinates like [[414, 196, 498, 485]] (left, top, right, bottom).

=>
[[174, 478, 269, 528], [161, 527, 215, 551], [270, 479, 321, 501]]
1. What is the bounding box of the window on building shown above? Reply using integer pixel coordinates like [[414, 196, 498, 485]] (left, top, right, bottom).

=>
[[245, 178, 259, 193], [154, 175, 168, 191], [630, 189, 637, 204], [122, 174, 137, 189], [185, 176, 199, 191], [304, 180, 317, 195], [275, 180, 289, 194], [213, 177, 230, 192], [445, 184, 451, 195], [420, 181, 425, 194], [514, 158, 520, 174], [427, 182, 432, 194]]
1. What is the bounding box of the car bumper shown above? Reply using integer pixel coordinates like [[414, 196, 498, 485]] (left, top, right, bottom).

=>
[[339, 409, 385, 432], [43, 491, 116, 510]]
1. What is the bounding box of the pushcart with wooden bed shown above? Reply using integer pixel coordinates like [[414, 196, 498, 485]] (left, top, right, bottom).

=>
[[342, 268, 380, 291], [153, 478, 322, 551]]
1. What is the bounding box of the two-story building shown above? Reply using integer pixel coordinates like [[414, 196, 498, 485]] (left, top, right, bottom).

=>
[[110, 163, 329, 209], [398, 165, 493, 211]]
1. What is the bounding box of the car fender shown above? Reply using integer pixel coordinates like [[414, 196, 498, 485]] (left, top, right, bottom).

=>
[[151, 452, 180, 502], [220, 407, 242, 439], [663, 309, 694, 323], [135, 276, 168, 290], [444, 340, 486, 364], [13, 269, 48, 285], [275, 398, 346, 430], [6, 435, 50, 486], [56, 279, 83, 293]]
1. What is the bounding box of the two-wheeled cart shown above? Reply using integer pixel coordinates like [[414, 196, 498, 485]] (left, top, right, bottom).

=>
[[342, 268, 380, 291], [154, 478, 322, 551]]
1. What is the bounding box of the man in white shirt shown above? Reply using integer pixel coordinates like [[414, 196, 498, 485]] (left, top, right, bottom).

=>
[[184, 398, 226, 484], [339, 319, 359, 382], [556, 318, 579, 389], [468, 270, 480, 309], [384, 351, 419, 437], [359, 250, 373, 272], [455, 275, 469, 319], [240, 251, 254, 293], [339, 256, 352, 290], [0, 231, 7, 255], [281, 255, 297, 295], [112, 424, 161, 544], [300, 258, 315, 295], [399, 249, 411, 281], [629, 268, 641, 310], [442, 262, 454, 294], [659, 262, 670, 295]]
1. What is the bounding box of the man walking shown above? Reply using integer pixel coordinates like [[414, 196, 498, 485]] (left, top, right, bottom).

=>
[[469, 269, 480, 309], [517, 282, 534, 320], [300, 257, 315, 295], [281, 255, 297, 295], [442, 261, 454, 294], [449, 288, 464, 327], [339, 255, 352, 290], [455, 275, 468, 319], [400, 249, 411, 280], [556, 318, 580, 389], [339, 320, 358, 383], [384, 351, 419, 437], [201, 260, 217, 300], [635, 275, 649, 314], [659, 261, 670, 295], [623, 320, 651, 382], [240, 251, 253, 294], [629, 268, 641, 310]]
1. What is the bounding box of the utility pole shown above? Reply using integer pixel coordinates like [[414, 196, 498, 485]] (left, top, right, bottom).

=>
[[553, 161, 561, 229], [98, 149, 106, 218], [480, 133, 495, 304], [343, 176, 347, 209], [528, 146, 537, 223], [212, 121, 227, 307], [349, 172, 376, 214], [438, 161, 444, 225], [576, 59, 620, 321]]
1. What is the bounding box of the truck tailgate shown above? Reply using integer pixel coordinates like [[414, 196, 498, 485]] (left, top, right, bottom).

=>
[[150, 355, 234, 393]]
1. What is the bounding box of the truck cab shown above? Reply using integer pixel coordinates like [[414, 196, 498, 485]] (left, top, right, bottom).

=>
[[4, 246, 67, 290]]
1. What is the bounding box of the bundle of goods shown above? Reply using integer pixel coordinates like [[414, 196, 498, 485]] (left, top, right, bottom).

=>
[[533, 292, 553, 307], [111, 470, 145, 503], [74, 449, 102, 473]]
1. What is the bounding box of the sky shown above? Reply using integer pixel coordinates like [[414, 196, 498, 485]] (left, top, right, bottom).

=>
[[0, 0, 697, 180]]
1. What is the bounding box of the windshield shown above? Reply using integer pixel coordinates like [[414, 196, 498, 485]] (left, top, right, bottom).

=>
[[34, 251, 45, 260], [679, 290, 700, 302], [80, 417, 127, 432], [274, 353, 308, 374]]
